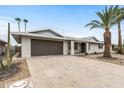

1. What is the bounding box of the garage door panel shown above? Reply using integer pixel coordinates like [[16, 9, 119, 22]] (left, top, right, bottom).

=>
[[31, 39, 63, 56]]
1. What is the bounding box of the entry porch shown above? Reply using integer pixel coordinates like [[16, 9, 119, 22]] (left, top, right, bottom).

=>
[[63, 40, 89, 55]]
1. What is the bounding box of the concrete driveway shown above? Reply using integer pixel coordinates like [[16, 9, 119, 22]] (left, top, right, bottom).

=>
[[27, 56, 124, 88]]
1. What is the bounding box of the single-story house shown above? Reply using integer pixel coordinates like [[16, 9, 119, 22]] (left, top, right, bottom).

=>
[[11, 29, 105, 57], [0, 39, 7, 55]]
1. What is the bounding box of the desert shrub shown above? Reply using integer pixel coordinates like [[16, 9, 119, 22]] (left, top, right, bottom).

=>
[[0, 49, 14, 70], [122, 48, 124, 54], [114, 48, 119, 53], [115, 47, 124, 54], [9, 49, 15, 62], [94, 52, 97, 55], [85, 52, 88, 55], [0, 59, 4, 70]]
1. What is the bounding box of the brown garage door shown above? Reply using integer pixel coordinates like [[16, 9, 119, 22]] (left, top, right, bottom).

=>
[[31, 39, 63, 56]]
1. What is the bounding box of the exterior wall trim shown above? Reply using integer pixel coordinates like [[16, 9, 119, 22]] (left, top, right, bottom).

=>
[[21, 36, 31, 57]]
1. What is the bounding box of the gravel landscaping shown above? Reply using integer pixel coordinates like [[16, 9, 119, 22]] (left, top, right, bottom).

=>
[[0, 59, 31, 88], [77, 53, 124, 66]]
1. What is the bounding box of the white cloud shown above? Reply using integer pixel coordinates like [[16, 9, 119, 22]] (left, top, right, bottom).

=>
[[0, 16, 14, 21]]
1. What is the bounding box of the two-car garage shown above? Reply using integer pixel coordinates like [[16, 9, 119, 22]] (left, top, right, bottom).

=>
[[12, 30, 69, 57], [31, 39, 63, 56]]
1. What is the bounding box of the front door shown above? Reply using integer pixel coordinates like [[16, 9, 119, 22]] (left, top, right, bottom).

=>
[[81, 43, 86, 53]]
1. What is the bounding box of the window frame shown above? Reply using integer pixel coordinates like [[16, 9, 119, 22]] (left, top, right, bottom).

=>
[[74, 43, 78, 50], [98, 44, 103, 49]]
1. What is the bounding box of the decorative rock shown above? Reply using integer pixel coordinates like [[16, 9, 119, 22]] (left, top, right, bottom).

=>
[[9, 80, 28, 88]]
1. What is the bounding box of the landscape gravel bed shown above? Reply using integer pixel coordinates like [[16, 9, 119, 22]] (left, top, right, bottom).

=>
[[77, 53, 124, 66], [0, 59, 31, 88]]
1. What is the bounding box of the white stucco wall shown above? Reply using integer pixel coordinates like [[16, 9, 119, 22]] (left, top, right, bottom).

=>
[[87, 43, 104, 54], [21, 36, 31, 57], [70, 41, 74, 55], [86, 43, 89, 53], [74, 43, 81, 54], [63, 41, 69, 55]]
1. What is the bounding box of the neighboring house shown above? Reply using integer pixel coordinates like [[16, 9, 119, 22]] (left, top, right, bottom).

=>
[[11, 29, 104, 57], [0, 39, 7, 55]]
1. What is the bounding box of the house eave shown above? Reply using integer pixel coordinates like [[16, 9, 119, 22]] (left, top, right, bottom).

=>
[[11, 32, 65, 43], [11, 32, 103, 44]]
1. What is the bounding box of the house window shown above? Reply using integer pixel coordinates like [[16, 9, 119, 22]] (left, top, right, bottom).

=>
[[98, 44, 103, 49], [74, 43, 78, 50]]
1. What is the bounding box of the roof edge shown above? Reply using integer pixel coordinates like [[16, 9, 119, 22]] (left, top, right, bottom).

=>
[[29, 29, 64, 37]]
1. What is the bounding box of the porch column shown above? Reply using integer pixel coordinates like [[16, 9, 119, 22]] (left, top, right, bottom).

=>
[[70, 41, 74, 55], [63, 41, 68, 55], [21, 36, 31, 58], [86, 42, 89, 53]]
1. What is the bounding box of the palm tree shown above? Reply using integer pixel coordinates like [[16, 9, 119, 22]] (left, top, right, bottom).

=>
[[114, 7, 124, 54], [15, 17, 21, 32], [85, 6, 118, 58], [23, 19, 28, 32]]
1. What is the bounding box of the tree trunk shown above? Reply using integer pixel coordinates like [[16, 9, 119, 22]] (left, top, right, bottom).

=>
[[18, 22, 20, 32], [25, 22, 26, 32], [117, 22, 122, 54], [103, 28, 112, 58]]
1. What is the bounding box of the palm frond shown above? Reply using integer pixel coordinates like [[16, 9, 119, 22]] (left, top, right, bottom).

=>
[[85, 5, 120, 31], [85, 20, 104, 30], [113, 6, 124, 23], [96, 12, 106, 27], [115, 13, 124, 21], [112, 5, 119, 14], [15, 17, 21, 22]]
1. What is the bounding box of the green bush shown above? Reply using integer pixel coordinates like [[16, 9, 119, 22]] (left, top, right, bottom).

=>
[[122, 48, 124, 54], [115, 47, 124, 54]]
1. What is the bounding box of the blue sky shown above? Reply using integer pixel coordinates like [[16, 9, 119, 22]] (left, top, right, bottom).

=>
[[0, 5, 123, 44]]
